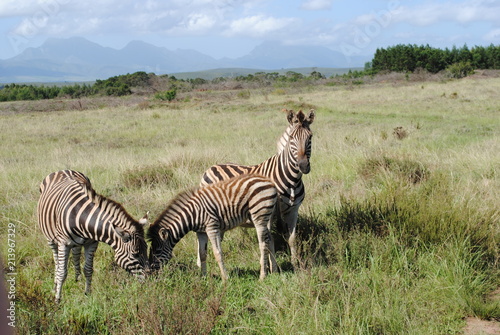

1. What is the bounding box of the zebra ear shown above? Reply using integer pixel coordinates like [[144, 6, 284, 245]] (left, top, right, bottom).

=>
[[138, 211, 150, 227], [286, 109, 295, 125], [158, 227, 169, 241], [307, 109, 315, 124], [114, 226, 132, 243]]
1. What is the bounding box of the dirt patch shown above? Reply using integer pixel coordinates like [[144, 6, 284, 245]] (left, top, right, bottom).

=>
[[463, 317, 500, 335], [464, 288, 500, 335]]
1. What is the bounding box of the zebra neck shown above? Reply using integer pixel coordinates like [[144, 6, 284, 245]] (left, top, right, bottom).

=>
[[275, 149, 302, 184], [76, 196, 132, 248], [159, 211, 196, 244]]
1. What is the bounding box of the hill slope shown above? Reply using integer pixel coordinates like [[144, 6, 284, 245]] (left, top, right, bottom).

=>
[[0, 37, 368, 82]]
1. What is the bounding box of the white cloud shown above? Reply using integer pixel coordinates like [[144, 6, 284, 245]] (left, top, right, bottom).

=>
[[225, 15, 298, 38], [300, 0, 333, 11], [0, 0, 41, 16], [170, 13, 218, 34], [393, 0, 500, 26]]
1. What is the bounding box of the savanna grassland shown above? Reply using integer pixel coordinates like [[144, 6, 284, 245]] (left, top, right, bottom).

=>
[[1, 74, 499, 334]]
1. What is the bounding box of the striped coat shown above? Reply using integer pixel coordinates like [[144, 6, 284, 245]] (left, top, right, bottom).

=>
[[148, 174, 278, 280], [200, 109, 314, 267], [37, 170, 149, 303]]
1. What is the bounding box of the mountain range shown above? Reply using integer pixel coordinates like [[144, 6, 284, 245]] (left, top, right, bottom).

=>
[[0, 37, 368, 83]]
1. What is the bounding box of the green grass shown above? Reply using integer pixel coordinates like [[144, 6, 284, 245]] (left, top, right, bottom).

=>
[[1, 76, 499, 334]]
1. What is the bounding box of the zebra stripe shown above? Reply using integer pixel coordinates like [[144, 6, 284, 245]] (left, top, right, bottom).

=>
[[148, 174, 278, 280], [37, 170, 149, 303], [200, 109, 314, 268]]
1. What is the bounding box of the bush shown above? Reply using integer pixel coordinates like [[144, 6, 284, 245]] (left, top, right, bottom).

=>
[[154, 88, 177, 101], [360, 156, 429, 184], [122, 165, 175, 189], [446, 61, 475, 79]]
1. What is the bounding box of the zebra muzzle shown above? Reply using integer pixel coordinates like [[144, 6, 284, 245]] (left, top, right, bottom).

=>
[[298, 158, 310, 174]]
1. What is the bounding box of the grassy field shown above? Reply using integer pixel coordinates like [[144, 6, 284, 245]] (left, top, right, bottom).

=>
[[1, 75, 499, 334]]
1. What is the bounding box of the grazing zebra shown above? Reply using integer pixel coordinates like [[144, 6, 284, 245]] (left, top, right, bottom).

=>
[[37, 170, 149, 303], [200, 109, 315, 268], [148, 174, 278, 280]]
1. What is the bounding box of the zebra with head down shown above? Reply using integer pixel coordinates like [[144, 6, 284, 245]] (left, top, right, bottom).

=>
[[149, 174, 278, 280], [37, 170, 150, 303]]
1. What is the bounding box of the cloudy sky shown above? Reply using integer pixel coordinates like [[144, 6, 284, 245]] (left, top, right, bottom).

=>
[[0, 0, 499, 61]]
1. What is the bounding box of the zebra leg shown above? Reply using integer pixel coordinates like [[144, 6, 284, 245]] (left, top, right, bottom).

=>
[[55, 243, 71, 303], [206, 227, 228, 281], [83, 241, 99, 296], [281, 203, 300, 269], [48, 242, 59, 293], [196, 232, 208, 277], [71, 246, 82, 282], [267, 208, 279, 273], [254, 224, 271, 280]]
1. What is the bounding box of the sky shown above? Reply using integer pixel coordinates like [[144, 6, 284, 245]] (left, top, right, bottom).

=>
[[0, 0, 499, 61]]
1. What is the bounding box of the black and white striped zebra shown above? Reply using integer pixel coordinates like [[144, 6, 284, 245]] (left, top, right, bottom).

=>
[[148, 174, 278, 280], [37, 170, 150, 303], [200, 109, 315, 268]]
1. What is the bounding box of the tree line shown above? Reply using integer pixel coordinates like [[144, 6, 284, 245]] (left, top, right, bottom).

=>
[[1, 44, 499, 102], [0, 72, 153, 102], [370, 44, 500, 74]]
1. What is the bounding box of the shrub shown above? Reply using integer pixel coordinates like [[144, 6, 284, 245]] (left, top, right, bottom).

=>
[[237, 90, 251, 99], [360, 156, 429, 184], [393, 126, 408, 140], [155, 88, 177, 101], [446, 61, 475, 79], [122, 165, 175, 189]]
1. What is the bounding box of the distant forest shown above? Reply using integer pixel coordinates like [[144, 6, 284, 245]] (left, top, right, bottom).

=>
[[370, 44, 500, 73], [1, 44, 499, 102]]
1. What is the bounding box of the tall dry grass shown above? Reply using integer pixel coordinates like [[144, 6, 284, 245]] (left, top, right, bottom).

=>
[[1, 76, 499, 334]]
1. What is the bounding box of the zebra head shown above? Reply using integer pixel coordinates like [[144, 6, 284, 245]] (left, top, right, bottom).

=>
[[113, 215, 150, 279], [147, 225, 174, 271], [285, 109, 315, 174]]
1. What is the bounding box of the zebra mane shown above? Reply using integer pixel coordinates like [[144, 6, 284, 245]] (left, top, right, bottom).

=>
[[76, 176, 145, 233], [147, 187, 197, 241]]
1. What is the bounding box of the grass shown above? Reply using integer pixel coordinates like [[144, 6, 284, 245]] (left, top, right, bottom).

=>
[[1, 75, 499, 334]]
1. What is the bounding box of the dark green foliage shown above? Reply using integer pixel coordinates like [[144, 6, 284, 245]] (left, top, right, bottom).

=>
[[446, 61, 475, 79], [0, 72, 158, 101], [154, 88, 177, 101], [0, 83, 94, 101], [233, 71, 324, 85], [372, 44, 500, 74]]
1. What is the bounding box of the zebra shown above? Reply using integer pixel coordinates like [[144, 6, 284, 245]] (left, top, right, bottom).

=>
[[200, 109, 315, 268], [148, 174, 278, 280], [37, 170, 150, 303]]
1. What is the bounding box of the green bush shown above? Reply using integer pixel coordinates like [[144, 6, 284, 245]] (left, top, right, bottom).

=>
[[154, 88, 177, 101], [446, 61, 475, 79]]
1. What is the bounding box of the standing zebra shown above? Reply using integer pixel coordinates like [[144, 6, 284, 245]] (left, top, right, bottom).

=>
[[37, 170, 150, 303], [200, 109, 315, 268], [148, 174, 278, 280]]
